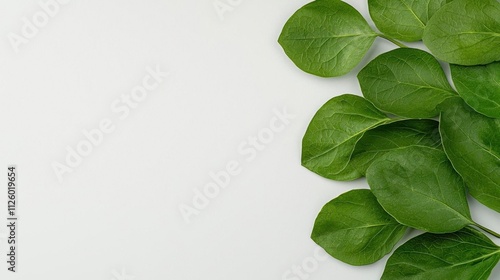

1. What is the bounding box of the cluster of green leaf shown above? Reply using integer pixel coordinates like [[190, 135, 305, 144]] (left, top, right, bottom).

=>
[[279, 0, 500, 278]]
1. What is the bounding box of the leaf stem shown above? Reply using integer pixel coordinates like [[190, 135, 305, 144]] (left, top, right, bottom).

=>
[[474, 223, 500, 239], [377, 34, 409, 48]]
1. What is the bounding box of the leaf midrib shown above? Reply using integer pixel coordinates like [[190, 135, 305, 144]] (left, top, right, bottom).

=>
[[358, 144, 441, 157], [401, 0, 426, 28], [336, 222, 399, 232], [401, 248, 500, 269], [283, 34, 377, 41], [451, 249, 500, 268], [404, 183, 471, 224], [363, 74, 456, 96], [385, 157, 472, 226], [304, 118, 390, 163], [445, 113, 500, 163], [457, 31, 500, 36]]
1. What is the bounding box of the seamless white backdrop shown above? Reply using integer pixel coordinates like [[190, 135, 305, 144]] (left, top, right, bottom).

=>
[[0, 0, 499, 279]]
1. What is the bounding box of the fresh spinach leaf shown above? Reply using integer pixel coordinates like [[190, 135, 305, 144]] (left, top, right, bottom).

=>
[[278, 0, 377, 77], [451, 61, 500, 119], [302, 94, 391, 179], [423, 0, 500, 65], [366, 146, 473, 233], [333, 119, 442, 181], [358, 48, 455, 118], [440, 98, 500, 213], [368, 0, 448, 42], [382, 227, 500, 280], [312, 189, 407, 266]]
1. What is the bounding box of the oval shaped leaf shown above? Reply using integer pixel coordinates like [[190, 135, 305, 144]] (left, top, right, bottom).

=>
[[358, 48, 456, 118], [451, 61, 500, 118], [440, 98, 500, 212], [368, 0, 448, 41], [312, 189, 407, 266], [423, 0, 500, 65], [302, 94, 390, 179], [382, 228, 500, 280], [366, 146, 473, 233], [334, 119, 442, 181], [278, 0, 377, 77]]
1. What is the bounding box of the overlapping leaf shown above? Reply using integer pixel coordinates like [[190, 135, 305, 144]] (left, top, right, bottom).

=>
[[302, 94, 391, 179], [423, 0, 500, 65], [312, 189, 407, 265], [451, 61, 500, 118], [440, 98, 500, 213], [368, 0, 448, 41], [382, 228, 500, 280], [278, 0, 377, 77], [358, 48, 455, 118], [367, 146, 473, 233], [334, 119, 442, 181]]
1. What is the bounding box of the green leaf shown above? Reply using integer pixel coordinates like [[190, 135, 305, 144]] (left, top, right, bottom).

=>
[[302, 94, 391, 179], [278, 0, 377, 77], [368, 0, 448, 42], [382, 228, 500, 280], [366, 146, 473, 233], [440, 98, 500, 212], [451, 61, 500, 118], [312, 189, 407, 266], [422, 0, 500, 65], [333, 119, 442, 181], [358, 48, 456, 118]]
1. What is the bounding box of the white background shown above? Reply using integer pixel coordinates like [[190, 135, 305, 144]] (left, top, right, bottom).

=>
[[0, 0, 499, 279]]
